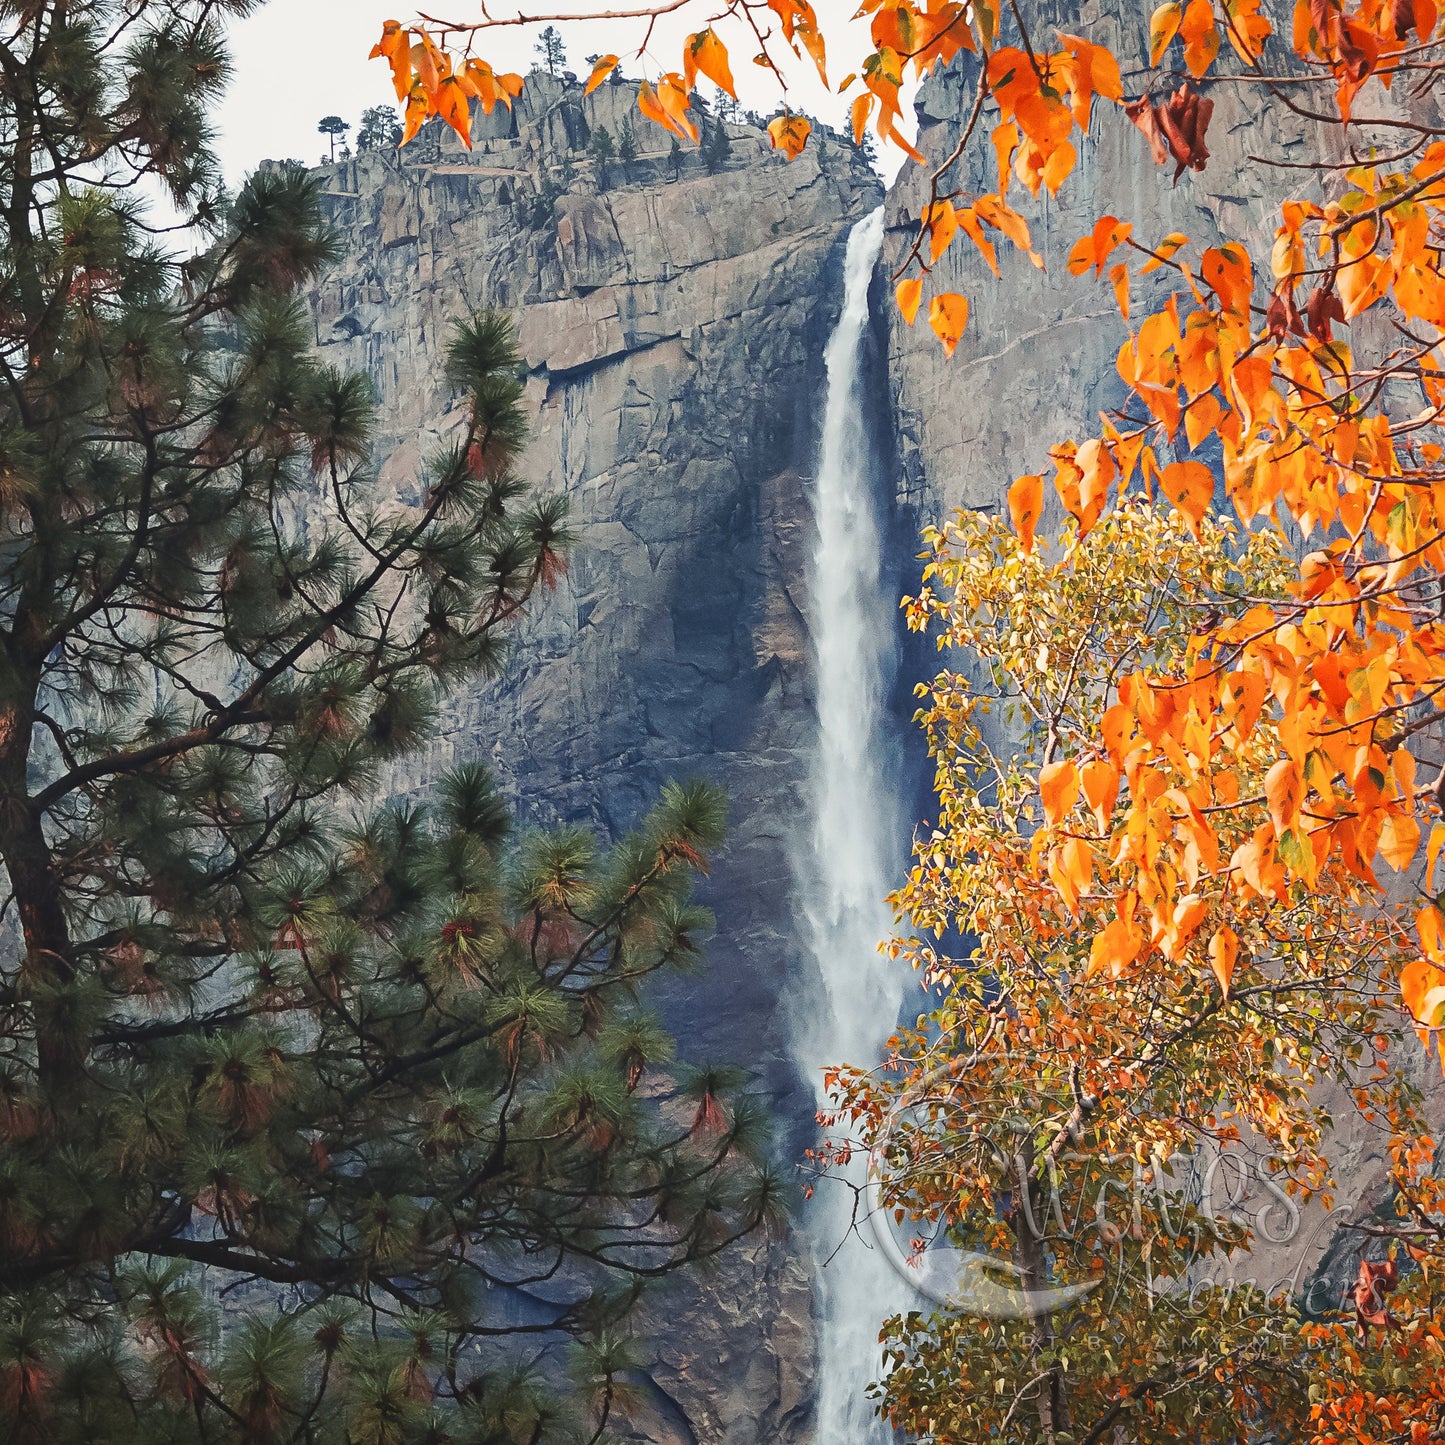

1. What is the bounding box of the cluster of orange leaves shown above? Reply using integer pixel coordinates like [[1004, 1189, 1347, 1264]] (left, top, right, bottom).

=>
[[1004, 102, 1445, 1055]]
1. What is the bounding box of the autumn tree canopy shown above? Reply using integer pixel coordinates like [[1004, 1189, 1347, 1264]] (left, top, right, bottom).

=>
[[0, 3, 774, 1439], [368, 0, 1445, 1437]]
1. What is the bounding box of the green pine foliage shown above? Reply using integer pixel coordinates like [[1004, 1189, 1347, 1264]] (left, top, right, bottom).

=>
[[0, 4, 772, 1440]]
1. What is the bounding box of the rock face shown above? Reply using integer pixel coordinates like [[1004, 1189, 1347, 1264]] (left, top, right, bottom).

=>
[[304, 75, 881, 1442]]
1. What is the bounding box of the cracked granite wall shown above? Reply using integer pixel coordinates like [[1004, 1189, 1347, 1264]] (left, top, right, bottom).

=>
[[302, 74, 880, 1442]]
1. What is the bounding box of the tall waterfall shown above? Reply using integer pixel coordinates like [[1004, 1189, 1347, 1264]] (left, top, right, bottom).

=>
[[796, 205, 908, 1441]]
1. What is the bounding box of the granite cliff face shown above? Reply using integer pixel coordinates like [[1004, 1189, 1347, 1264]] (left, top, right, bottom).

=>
[[309, 75, 881, 1091], [303, 76, 881, 1442]]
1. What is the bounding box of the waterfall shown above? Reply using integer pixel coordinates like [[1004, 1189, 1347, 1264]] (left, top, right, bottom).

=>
[[795, 205, 908, 1442]]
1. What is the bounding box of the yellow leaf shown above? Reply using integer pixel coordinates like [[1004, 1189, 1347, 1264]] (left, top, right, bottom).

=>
[[685, 29, 736, 98], [1008, 473, 1043, 553], [767, 113, 811, 159], [585, 55, 620, 94], [1149, 0, 1184, 65], [1380, 812, 1422, 872], [896, 277, 923, 325], [1039, 759, 1080, 825], [1209, 925, 1238, 998], [928, 292, 968, 357], [1140, 232, 1189, 274]]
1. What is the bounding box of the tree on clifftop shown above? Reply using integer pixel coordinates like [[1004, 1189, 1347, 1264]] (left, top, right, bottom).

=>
[[534, 24, 566, 77], [317, 113, 350, 162], [0, 3, 773, 1440]]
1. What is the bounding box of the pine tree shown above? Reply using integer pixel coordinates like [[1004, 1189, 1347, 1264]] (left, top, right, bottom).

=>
[[356, 104, 403, 151], [0, 4, 775, 1439], [317, 114, 350, 162], [588, 125, 615, 188], [534, 24, 566, 76], [701, 118, 731, 175]]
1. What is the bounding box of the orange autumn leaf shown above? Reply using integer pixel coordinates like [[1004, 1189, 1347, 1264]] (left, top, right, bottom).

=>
[[1180, 0, 1222, 75], [1209, 925, 1238, 998], [433, 75, 473, 148], [896, 277, 923, 325], [767, 113, 811, 159], [1008, 472, 1043, 553], [850, 91, 874, 145], [1089, 911, 1144, 977], [1264, 758, 1304, 839], [685, 29, 736, 97], [585, 54, 620, 94], [370, 19, 413, 100], [1157, 459, 1214, 530], [1379, 811, 1421, 871], [1222, 0, 1273, 62], [1048, 836, 1094, 912], [1068, 215, 1133, 278], [1039, 759, 1080, 825], [656, 73, 700, 142], [1402, 958, 1445, 1026], [401, 82, 430, 145], [1080, 758, 1120, 828], [1200, 243, 1254, 315], [923, 201, 959, 263], [1109, 261, 1131, 320], [639, 78, 698, 142], [928, 292, 968, 356]]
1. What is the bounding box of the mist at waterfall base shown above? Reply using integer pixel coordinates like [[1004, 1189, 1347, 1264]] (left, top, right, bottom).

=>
[[793, 205, 913, 1442]]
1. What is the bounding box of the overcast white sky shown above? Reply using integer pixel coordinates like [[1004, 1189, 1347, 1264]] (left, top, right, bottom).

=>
[[214, 0, 910, 181]]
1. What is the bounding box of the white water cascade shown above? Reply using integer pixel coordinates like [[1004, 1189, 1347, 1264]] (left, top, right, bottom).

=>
[[795, 204, 909, 1442]]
